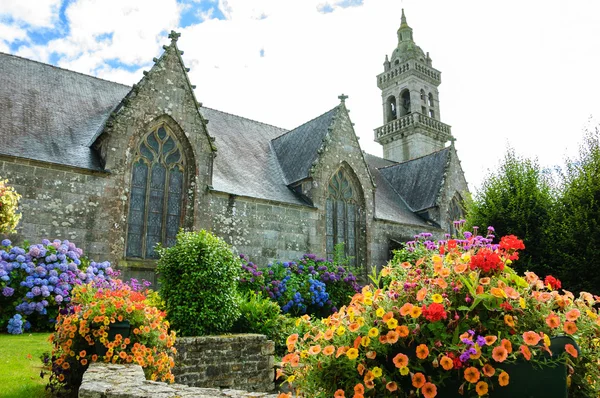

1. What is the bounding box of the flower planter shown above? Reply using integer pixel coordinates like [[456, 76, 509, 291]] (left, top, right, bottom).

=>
[[94, 320, 131, 357], [437, 336, 578, 398]]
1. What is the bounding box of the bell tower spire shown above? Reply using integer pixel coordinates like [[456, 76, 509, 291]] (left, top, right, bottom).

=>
[[374, 10, 454, 163]]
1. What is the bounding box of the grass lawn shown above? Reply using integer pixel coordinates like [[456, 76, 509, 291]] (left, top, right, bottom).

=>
[[0, 333, 52, 398]]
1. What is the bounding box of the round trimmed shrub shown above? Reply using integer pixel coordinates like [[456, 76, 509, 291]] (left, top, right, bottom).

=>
[[157, 230, 240, 336]]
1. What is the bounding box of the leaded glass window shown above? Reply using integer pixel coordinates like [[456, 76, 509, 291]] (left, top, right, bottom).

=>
[[126, 125, 185, 259], [326, 170, 361, 265]]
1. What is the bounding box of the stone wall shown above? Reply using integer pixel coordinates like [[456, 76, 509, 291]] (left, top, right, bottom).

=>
[[174, 334, 275, 392], [79, 363, 279, 398]]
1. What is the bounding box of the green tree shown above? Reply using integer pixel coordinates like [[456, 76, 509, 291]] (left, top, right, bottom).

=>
[[466, 149, 555, 276], [551, 128, 600, 294]]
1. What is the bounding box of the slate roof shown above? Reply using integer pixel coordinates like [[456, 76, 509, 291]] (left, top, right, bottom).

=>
[[379, 147, 451, 212], [0, 52, 131, 171], [362, 153, 430, 227], [200, 107, 308, 206], [271, 107, 338, 185]]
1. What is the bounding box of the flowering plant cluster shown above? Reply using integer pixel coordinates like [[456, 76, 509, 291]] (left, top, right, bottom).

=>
[[239, 252, 361, 317], [47, 279, 176, 395], [0, 179, 21, 234], [278, 230, 600, 397], [0, 239, 113, 333]]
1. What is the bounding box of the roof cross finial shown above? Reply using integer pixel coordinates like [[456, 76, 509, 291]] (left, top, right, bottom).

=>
[[338, 93, 349, 103], [401, 8, 407, 26], [168, 30, 181, 42]]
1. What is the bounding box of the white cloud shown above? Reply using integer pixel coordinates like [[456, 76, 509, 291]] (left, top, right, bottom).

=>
[[0, 0, 61, 27]]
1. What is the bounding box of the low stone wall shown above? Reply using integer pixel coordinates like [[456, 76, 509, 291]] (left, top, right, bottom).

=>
[[79, 363, 279, 398], [174, 334, 275, 392]]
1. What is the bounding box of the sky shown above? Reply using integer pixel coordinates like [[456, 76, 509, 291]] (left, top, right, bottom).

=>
[[1, 0, 599, 193]]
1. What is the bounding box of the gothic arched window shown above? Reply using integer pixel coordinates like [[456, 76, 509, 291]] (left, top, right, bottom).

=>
[[326, 170, 362, 265], [126, 125, 186, 259], [448, 194, 465, 236], [428, 92, 434, 107]]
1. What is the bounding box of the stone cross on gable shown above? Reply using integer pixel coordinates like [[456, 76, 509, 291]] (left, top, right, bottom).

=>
[[168, 30, 181, 42], [338, 94, 349, 103]]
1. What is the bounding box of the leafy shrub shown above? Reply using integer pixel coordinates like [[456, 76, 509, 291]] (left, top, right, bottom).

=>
[[0, 179, 21, 234], [0, 239, 113, 333], [239, 252, 361, 317], [279, 231, 600, 397], [47, 279, 176, 395], [157, 230, 241, 336]]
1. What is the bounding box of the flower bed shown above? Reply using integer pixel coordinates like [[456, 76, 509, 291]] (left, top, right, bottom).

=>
[[278, 230, 600, 397]]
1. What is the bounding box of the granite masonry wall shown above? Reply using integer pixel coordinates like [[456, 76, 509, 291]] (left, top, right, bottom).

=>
[[173, 334, 275, 392], [79, 363, 279, 398]]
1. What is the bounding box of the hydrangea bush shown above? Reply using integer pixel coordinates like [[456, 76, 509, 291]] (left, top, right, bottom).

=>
[[278, 229, 600, 398], [0, 239, 113, 333], [239, 253, 361, 317]]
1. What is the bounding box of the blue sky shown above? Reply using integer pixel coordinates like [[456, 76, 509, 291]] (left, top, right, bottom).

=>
[[1, 0, 599, 192]]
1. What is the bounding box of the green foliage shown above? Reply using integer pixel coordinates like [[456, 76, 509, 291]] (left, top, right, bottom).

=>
[[0, 179, 21, 234], [232, 291, 295, 356], [550, 128, 600, 294], [157, 230, 241, 336], [465, 149, 555, 277]]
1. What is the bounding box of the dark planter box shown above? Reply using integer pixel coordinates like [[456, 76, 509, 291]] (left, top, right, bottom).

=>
[[94, 320, 131, 357]]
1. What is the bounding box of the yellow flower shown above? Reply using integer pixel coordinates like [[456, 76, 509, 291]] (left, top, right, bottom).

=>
[[372, 367, 383, 378], [364, 291, 373, 298], [519, 298, 527, 309], [356, 317, 365, 326], [432, 294, 443, 303], [376, 307, 385, 317], [364, 297, 373, 305], [368, 328, 379, 338], [287, 375, 296, 383], [399, 366, 410, 376], [300, 350, 309, 358], [543, 334, 551, 347], [360, 336, 371, 347], [461, 253, 471, 262], [346, 348, 359, 360], [387, 318, 398, 329], [337, 326, 346, 336]]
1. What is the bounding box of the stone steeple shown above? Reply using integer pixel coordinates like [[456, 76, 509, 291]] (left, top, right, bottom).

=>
[[374, 10, 454, 163]]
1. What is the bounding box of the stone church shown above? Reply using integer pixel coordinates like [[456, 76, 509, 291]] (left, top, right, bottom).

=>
[[0, 11, 467, 283]]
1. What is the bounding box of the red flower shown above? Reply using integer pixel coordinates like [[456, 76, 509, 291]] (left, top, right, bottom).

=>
[[448, 239, 457, 249], [469, 249, 504, 273], [544, 275, 561, 290], [500, 302, 513, 312], [422, 303, 447, 322], [499, 235, 525, 251]]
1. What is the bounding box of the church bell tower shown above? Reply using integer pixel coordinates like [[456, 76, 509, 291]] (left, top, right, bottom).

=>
[[374, 10, 454, 163]]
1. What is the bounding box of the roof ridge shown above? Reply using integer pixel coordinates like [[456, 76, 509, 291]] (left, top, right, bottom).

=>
[[201, 106, 288, 132], [0, 51, 133, 89], [378, 145, 450, 170], [271, 105, 339, 142]]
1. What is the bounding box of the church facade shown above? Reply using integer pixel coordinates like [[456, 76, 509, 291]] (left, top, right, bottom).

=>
[[0, 11, 468, 283]]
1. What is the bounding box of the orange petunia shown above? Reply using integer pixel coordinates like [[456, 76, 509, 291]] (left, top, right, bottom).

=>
[[523, 331, 541, 346], [439, 267, 451, 278], [482, 364, 495, 377], [323, 345, 335, 356], [501, 339, 513, 353], [393, 353, 409, 368], [546, 313, 561, 329], [417, 288, 428, 301], [464, 367, 480, 384], [334, 389, 345, 398], [354, 383, 365, 394], [357, 363, 366, 376], [564, 321, 578, 335], [416, 344, 429, 359], [484, 335, 498, 346], [348, 322, 360, 332], [336, 346, 348, 358], [476, 381, 489, 396], [364, 379, 375, 389], [566, 309, 581, 322], [454, 263, 468, 274], [422, 382, 437, 398], [492, 346, 508, 362], [565, 343, 578, 358], [324, 329, 335, 340], [383, 311, 394, 322], [396, 325, 409, 337], [440, 356, 453, 370], [399, 303, 413, 316], [519, 345, 532, 360], [286, 334, 299, 346], [366, 350, 377, 359], [308, 345, 321, 355], [412, 372, 426, 388], [504, 315, 515, 327], [386, 381, 398, 392], [498, 371, 510, 387], [386, 330, 399, 344], [379, 334, 388, 344], [479, 277, 491, 285], [436, 278, 448, 289]]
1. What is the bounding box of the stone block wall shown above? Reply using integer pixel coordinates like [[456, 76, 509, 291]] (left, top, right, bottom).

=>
[[79, 363, 279, 398], [174, 334, 275, 392]]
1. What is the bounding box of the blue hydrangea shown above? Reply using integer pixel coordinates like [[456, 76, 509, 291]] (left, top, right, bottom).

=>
[[7, 314, 23, 334]]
